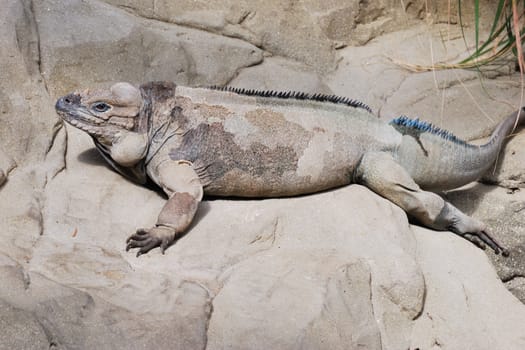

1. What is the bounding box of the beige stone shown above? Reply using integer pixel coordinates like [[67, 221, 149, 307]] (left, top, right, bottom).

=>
[[482, 132, 525, 188]]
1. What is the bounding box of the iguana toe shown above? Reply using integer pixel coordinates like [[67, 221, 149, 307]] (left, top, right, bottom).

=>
[[126, 226, 176, 257], [478, 230, 510, 256], [462, 233, 486, 251], [457, 230, 508, 256]]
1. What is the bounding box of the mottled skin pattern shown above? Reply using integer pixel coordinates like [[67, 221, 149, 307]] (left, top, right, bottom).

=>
[[55, 81, 525, 257]]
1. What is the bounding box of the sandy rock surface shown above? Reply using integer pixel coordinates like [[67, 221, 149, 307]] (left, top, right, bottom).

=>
[[1, 0, 525, 349]]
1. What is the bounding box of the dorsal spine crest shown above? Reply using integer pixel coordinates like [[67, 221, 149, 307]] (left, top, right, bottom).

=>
[[390, 115, 468, 146], [208, 86, 373, 114]]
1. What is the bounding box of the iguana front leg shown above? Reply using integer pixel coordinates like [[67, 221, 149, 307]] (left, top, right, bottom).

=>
[[354, 151, 509, 256], [126, 161, 203, 256]]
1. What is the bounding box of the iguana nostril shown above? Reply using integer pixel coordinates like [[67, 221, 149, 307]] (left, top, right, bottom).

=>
[[58, 94, 80, 107], [55, 94, 80, 112]]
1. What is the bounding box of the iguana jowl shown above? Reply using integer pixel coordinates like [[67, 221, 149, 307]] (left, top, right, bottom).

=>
[[55, 81, 524, 256]]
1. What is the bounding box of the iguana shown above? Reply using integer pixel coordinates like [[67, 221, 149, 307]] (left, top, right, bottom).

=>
[[55, 81, 524, 257]]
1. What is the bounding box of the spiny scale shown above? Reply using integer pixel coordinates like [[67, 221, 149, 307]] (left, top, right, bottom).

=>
[[207, 86, 373, 114], [390, 115, 468, 146]]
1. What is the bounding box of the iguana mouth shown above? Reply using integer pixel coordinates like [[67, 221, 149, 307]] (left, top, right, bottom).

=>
[[61, 111, 105, 127]]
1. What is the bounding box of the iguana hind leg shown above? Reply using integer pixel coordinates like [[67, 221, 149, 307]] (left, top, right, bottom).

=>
[[354, 151, 508, 256]]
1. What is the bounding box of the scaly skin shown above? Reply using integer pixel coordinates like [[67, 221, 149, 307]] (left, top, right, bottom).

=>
[[55, 81, 524, 256], [392, 110, 525, 191]]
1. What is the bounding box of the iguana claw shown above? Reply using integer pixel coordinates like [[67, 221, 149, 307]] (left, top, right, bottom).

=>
[[459, 230, 509, 257], [126, 226, 176, 257]]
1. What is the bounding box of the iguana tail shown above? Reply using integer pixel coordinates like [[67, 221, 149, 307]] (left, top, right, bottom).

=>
[[391, 108, 525, 191]]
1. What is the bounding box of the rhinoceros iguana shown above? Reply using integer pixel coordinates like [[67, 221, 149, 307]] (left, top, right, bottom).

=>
[[55, 81, 524, 256]]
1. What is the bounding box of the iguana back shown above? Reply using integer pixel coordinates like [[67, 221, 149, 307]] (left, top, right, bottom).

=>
[[164, 86, 401, 197]]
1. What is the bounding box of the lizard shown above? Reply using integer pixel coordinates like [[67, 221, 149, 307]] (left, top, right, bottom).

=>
[[55, 81, 525, 257]]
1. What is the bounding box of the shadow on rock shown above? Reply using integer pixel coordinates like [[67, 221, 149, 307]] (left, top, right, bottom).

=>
[[77, 148, 109, 167]]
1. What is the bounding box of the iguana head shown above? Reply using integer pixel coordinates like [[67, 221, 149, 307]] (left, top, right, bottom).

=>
[[56, 82, 150, 182], [55, 82, 143, 142]]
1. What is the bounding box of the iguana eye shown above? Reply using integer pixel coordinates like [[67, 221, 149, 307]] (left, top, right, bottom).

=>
[[91, 102, 111, 113]]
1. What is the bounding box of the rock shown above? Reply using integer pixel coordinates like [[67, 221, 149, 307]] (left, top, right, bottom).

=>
[[328, 23, 521, 141], [0, 300, 49, 350], [482, 132, 525, 188], [35, 0, 263, 97], [507, 277, 525, 302], [100, 0, 423, 72], [100, 1, 500, 72], [326, 28, 411, 113], [0, 0, 58, 164], [0, 256, 209, 349], [203, 186, 423, 350], [411, 226, 525, 349], [0, 0, 66, 264], [379, 68, 521, 140], [102, 0, 336, 71], [18, 153, 432, 350], [229, 57, 332, 93], [326, 20, 525, 302], [444, 184, 525, 303]]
